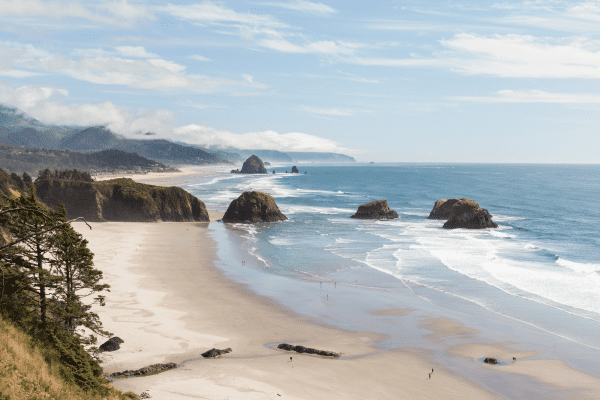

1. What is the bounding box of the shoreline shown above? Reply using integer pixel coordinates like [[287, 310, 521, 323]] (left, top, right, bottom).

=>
[[70, 167, 600, 399], [73, 222, 509, 399], [94, 165, 227, 186]]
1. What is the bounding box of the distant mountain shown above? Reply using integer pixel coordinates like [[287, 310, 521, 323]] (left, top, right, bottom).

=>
[[0, 104, 357, 166], [172, 141, 243, 163], [286, 152, 356, 163], [0, 142, 174, 176], [60, 126, 122, 151], [0, 104, 78, 137]]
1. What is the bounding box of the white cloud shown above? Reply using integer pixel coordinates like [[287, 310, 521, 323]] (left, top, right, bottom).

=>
[[439, 33, 600, 78], [0, 83, 176, 133], [453, 89, 600, 103], [301, 105, 354, 116], [162, 1, 363, 57], [0, 0, 154, 26], [0, 40, 264, 92], [0, 84, 357, 154], [255, 0, 338, 16], [188, 54, 212, 62], [174, 125, 357, 153], [115, 46, 157, 58], [162, 1, 290, 29]]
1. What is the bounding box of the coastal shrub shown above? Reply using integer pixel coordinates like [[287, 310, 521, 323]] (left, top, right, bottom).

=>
[[0, 318, 131, 400]]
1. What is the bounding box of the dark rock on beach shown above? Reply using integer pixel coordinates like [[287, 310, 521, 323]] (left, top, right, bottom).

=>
[[291, 166, 299, 173], [427, 198, 466, 220], [484, 357, 498, 365], [277, 343, 340, 358], [351, 200, 398, 220], [109, 362, 177, 377], [442, 199, 498, 229], [201, 348, 232, 358], [240, 155, 268, 174], [99, 337, 124, 352], [222, 191, 287, 223]]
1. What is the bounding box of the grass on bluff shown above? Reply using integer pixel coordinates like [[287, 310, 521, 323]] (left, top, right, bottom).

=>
[[0, 318, 138, 400]]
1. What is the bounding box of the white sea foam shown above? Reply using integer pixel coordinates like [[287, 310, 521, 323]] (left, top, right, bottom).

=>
[[556, 258, 600, 274], [524, 244, 539, 250], [492, 214, 527, 222], [269, 237, 294, 246], [190, 175, 240, 186], [280, 205, 356, 215]]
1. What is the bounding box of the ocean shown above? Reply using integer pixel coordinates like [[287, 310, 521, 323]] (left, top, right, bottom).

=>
[[181, 163, 600, 391]]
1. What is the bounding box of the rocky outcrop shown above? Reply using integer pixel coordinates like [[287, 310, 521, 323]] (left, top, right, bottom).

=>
[[240, 155, 267, 174], [291, 166, 299, 173], [222, 191, 287, 223], [277, 343, 340, 358], [427, 198, 466, 220], [99, 337, 124, 352], [484, 357, 498, 365], [442, 199, 498, 229], [350, 200, 398, 219], [109, 362, 177, 377], [201, 348, 232, 358], [35, 177, 210, 222]]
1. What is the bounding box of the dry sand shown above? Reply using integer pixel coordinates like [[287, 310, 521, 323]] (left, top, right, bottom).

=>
[[72, 222, 505, 400], [94, 166, 226, 186]]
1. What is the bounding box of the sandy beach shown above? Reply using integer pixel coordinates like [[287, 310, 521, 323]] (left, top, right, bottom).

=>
[[71, 217, 600, 400], [68, 165, 600, 399], [94, 166, 227, 187]]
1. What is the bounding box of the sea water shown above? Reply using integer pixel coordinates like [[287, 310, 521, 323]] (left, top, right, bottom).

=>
[[182, 163, 600, 388]]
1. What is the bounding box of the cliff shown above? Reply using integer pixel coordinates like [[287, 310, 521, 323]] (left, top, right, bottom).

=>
[[222, 191, 287, 223], [35, 177, 209, 222]]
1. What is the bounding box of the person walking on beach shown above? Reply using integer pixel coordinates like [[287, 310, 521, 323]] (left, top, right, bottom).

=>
[[428, 373, 431, 379], [290, 357, 293, 362]]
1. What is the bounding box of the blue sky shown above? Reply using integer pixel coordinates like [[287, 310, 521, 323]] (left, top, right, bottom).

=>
[[1, 0, 600, 162]]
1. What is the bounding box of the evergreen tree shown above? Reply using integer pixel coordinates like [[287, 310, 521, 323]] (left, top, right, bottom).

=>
[[49, 204, 111, 357], [0, 190, 63, 330]]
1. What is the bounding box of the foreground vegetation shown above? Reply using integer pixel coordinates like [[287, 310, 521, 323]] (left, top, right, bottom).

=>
[[0, 186, 139, 399]]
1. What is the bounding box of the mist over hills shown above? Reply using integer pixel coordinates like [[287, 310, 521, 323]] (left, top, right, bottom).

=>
[[0, 105, 356, 166]]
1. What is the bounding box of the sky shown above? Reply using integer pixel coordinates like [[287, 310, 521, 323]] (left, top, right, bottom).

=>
[[0, 0, 599, 162]]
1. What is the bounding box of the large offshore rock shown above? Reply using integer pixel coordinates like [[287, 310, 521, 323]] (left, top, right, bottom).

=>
[[35, 177, 209, 222], [222, 191, 287, 223], [442, 199, 498, 229], [350, 200, 398, 219], [240, 155, 267, 174], [427, 198, 466, 220], [291, 166, 299, 173]]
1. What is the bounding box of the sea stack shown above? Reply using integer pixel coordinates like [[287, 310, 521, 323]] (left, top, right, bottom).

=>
[[291, 166, 299, 173], [222, 191, 287, 223], [427, 198, 466, 220], [351, 200, 398, 219], [240, 155, 268, 174], [440, 199, 498, 229]]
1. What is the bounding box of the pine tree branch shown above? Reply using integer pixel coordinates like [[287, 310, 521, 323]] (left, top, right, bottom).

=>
[[0, 217, 92, 252]]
